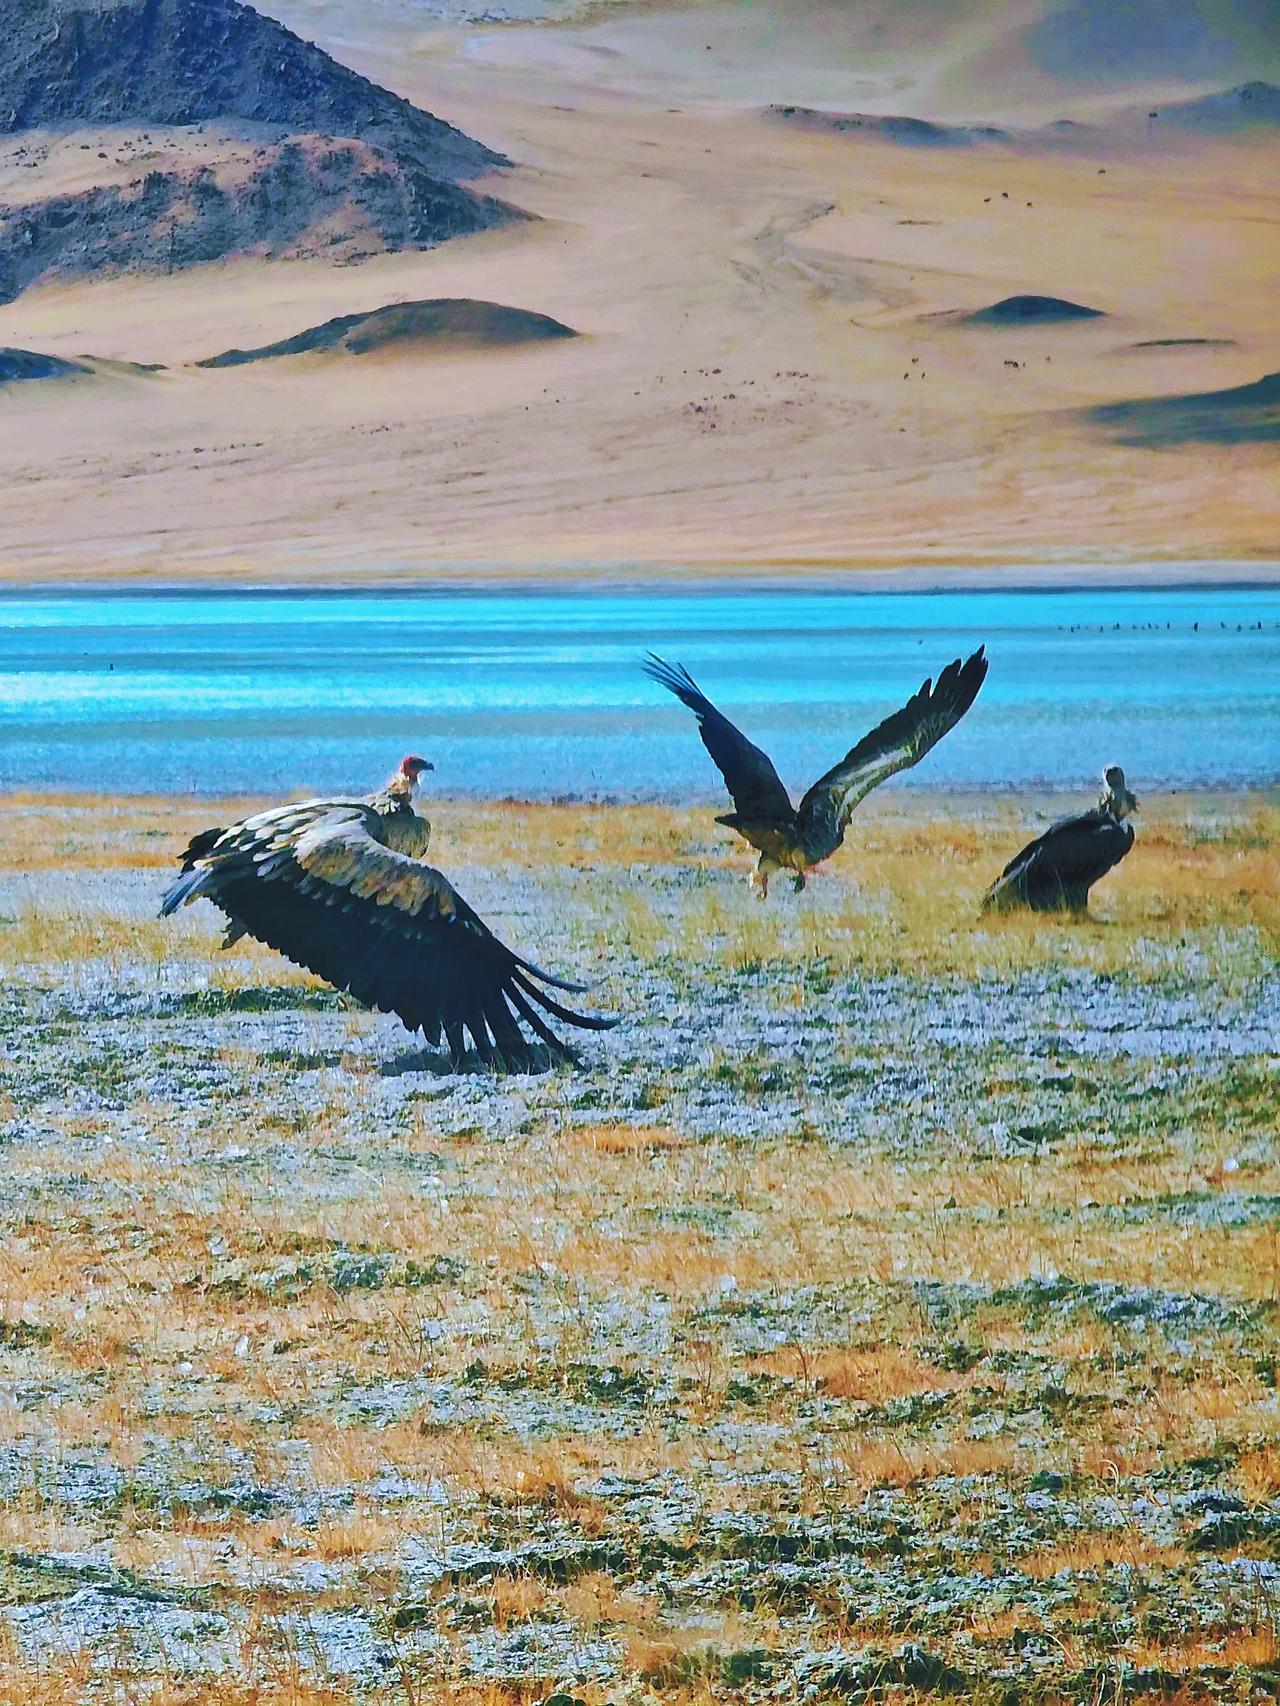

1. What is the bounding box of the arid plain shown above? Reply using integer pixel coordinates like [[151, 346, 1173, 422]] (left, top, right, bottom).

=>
[[0, 0, 1277, 580]]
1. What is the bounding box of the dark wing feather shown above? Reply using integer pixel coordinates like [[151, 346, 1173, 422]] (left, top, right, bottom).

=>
[[797, 648, 989, 843], [983, 810, 1134, 913], [644, 653, 794, 820], [160, 802, 613, 1072]]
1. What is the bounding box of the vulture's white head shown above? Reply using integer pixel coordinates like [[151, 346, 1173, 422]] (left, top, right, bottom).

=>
[[1101, 764, 1138, 820]]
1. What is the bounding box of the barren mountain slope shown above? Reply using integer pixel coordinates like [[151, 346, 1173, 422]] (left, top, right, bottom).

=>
[[0, 0, 515, 301], [0, 0, 504, 179], [0, 0, 1274, 577]]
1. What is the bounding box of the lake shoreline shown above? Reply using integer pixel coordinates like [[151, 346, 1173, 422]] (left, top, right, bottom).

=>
[[3, 790, 1276, 816], [5, 560, 1280, 597]]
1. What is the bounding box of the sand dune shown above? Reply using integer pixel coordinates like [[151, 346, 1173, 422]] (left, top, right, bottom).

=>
[[432, 0, 1280, 118]]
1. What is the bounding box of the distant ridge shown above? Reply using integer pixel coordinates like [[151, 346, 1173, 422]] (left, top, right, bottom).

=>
[[197, 299, 580, 366], [765, 105, 1009, 147], [1126, 81, 1280, 135], [1087, 372, 1280, 447], [767, 82, 1280, 153]]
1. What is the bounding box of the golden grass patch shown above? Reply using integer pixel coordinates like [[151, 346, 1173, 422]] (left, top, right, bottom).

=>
[[745, 1343, 969, 1403], [568, 1123, 688, 1155]]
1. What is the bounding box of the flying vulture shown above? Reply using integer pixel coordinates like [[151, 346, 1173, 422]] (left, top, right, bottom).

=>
[[645, 647, 989, 896], [982, 766, 1137, 915], [160, 756, 615, 1072]]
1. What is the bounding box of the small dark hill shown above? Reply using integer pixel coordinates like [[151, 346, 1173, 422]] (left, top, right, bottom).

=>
[[0, 346, 91, 383], [959, 295, 1106, 326], [1086, 372, 1280, 447], [766, 105, 1009, 146], [198, 299, 579, 367], [0, 0, 503, 181]]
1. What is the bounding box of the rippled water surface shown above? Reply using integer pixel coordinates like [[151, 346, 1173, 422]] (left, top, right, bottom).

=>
[[1, 585, 1276, 796]]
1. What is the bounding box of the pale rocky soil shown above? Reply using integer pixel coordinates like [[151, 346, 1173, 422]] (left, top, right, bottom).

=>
[[0, 795, 1277, 1699]]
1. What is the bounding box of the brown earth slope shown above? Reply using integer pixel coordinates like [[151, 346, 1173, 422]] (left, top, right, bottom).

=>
[[0, 0, 1275, 579]]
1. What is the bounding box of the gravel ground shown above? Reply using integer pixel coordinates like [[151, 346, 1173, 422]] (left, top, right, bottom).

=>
[[0, 825, 1277, 1703]]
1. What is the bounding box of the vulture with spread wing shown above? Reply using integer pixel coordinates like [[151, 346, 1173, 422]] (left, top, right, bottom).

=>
[[645, 647, 989, 896], [982, 766, 1137, 915], [160, 756, 615, 1072]]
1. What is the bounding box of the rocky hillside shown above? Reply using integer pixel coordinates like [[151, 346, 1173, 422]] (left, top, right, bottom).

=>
[[0, 0, 503, 180], [0, 138, 510, 304], [0, 0, 515, 299]]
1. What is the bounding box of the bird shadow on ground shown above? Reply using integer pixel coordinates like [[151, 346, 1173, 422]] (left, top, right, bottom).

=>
[[378, 1046, 459, 1078], [378, 1042, 564, 1078]]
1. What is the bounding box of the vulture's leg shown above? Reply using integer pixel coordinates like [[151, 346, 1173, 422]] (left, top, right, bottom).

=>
[[792, 870, 807, 894], [751, 854, 780, 900]]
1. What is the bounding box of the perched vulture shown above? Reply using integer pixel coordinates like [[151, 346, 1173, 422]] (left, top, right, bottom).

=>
[[645, 647, 989, 896], [983, 766, 1137, 915], [160, 756, 615, 1072]]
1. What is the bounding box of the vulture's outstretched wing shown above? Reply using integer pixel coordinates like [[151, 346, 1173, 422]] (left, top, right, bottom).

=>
[[644, 654, 793, 821], [796, 648, 988, 844], [983, 810, 1134, 914], [161, 802, 613, 1072]]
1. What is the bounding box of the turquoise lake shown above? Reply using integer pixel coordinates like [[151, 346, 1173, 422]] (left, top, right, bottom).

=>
[[0, 585, 1276, 797]]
